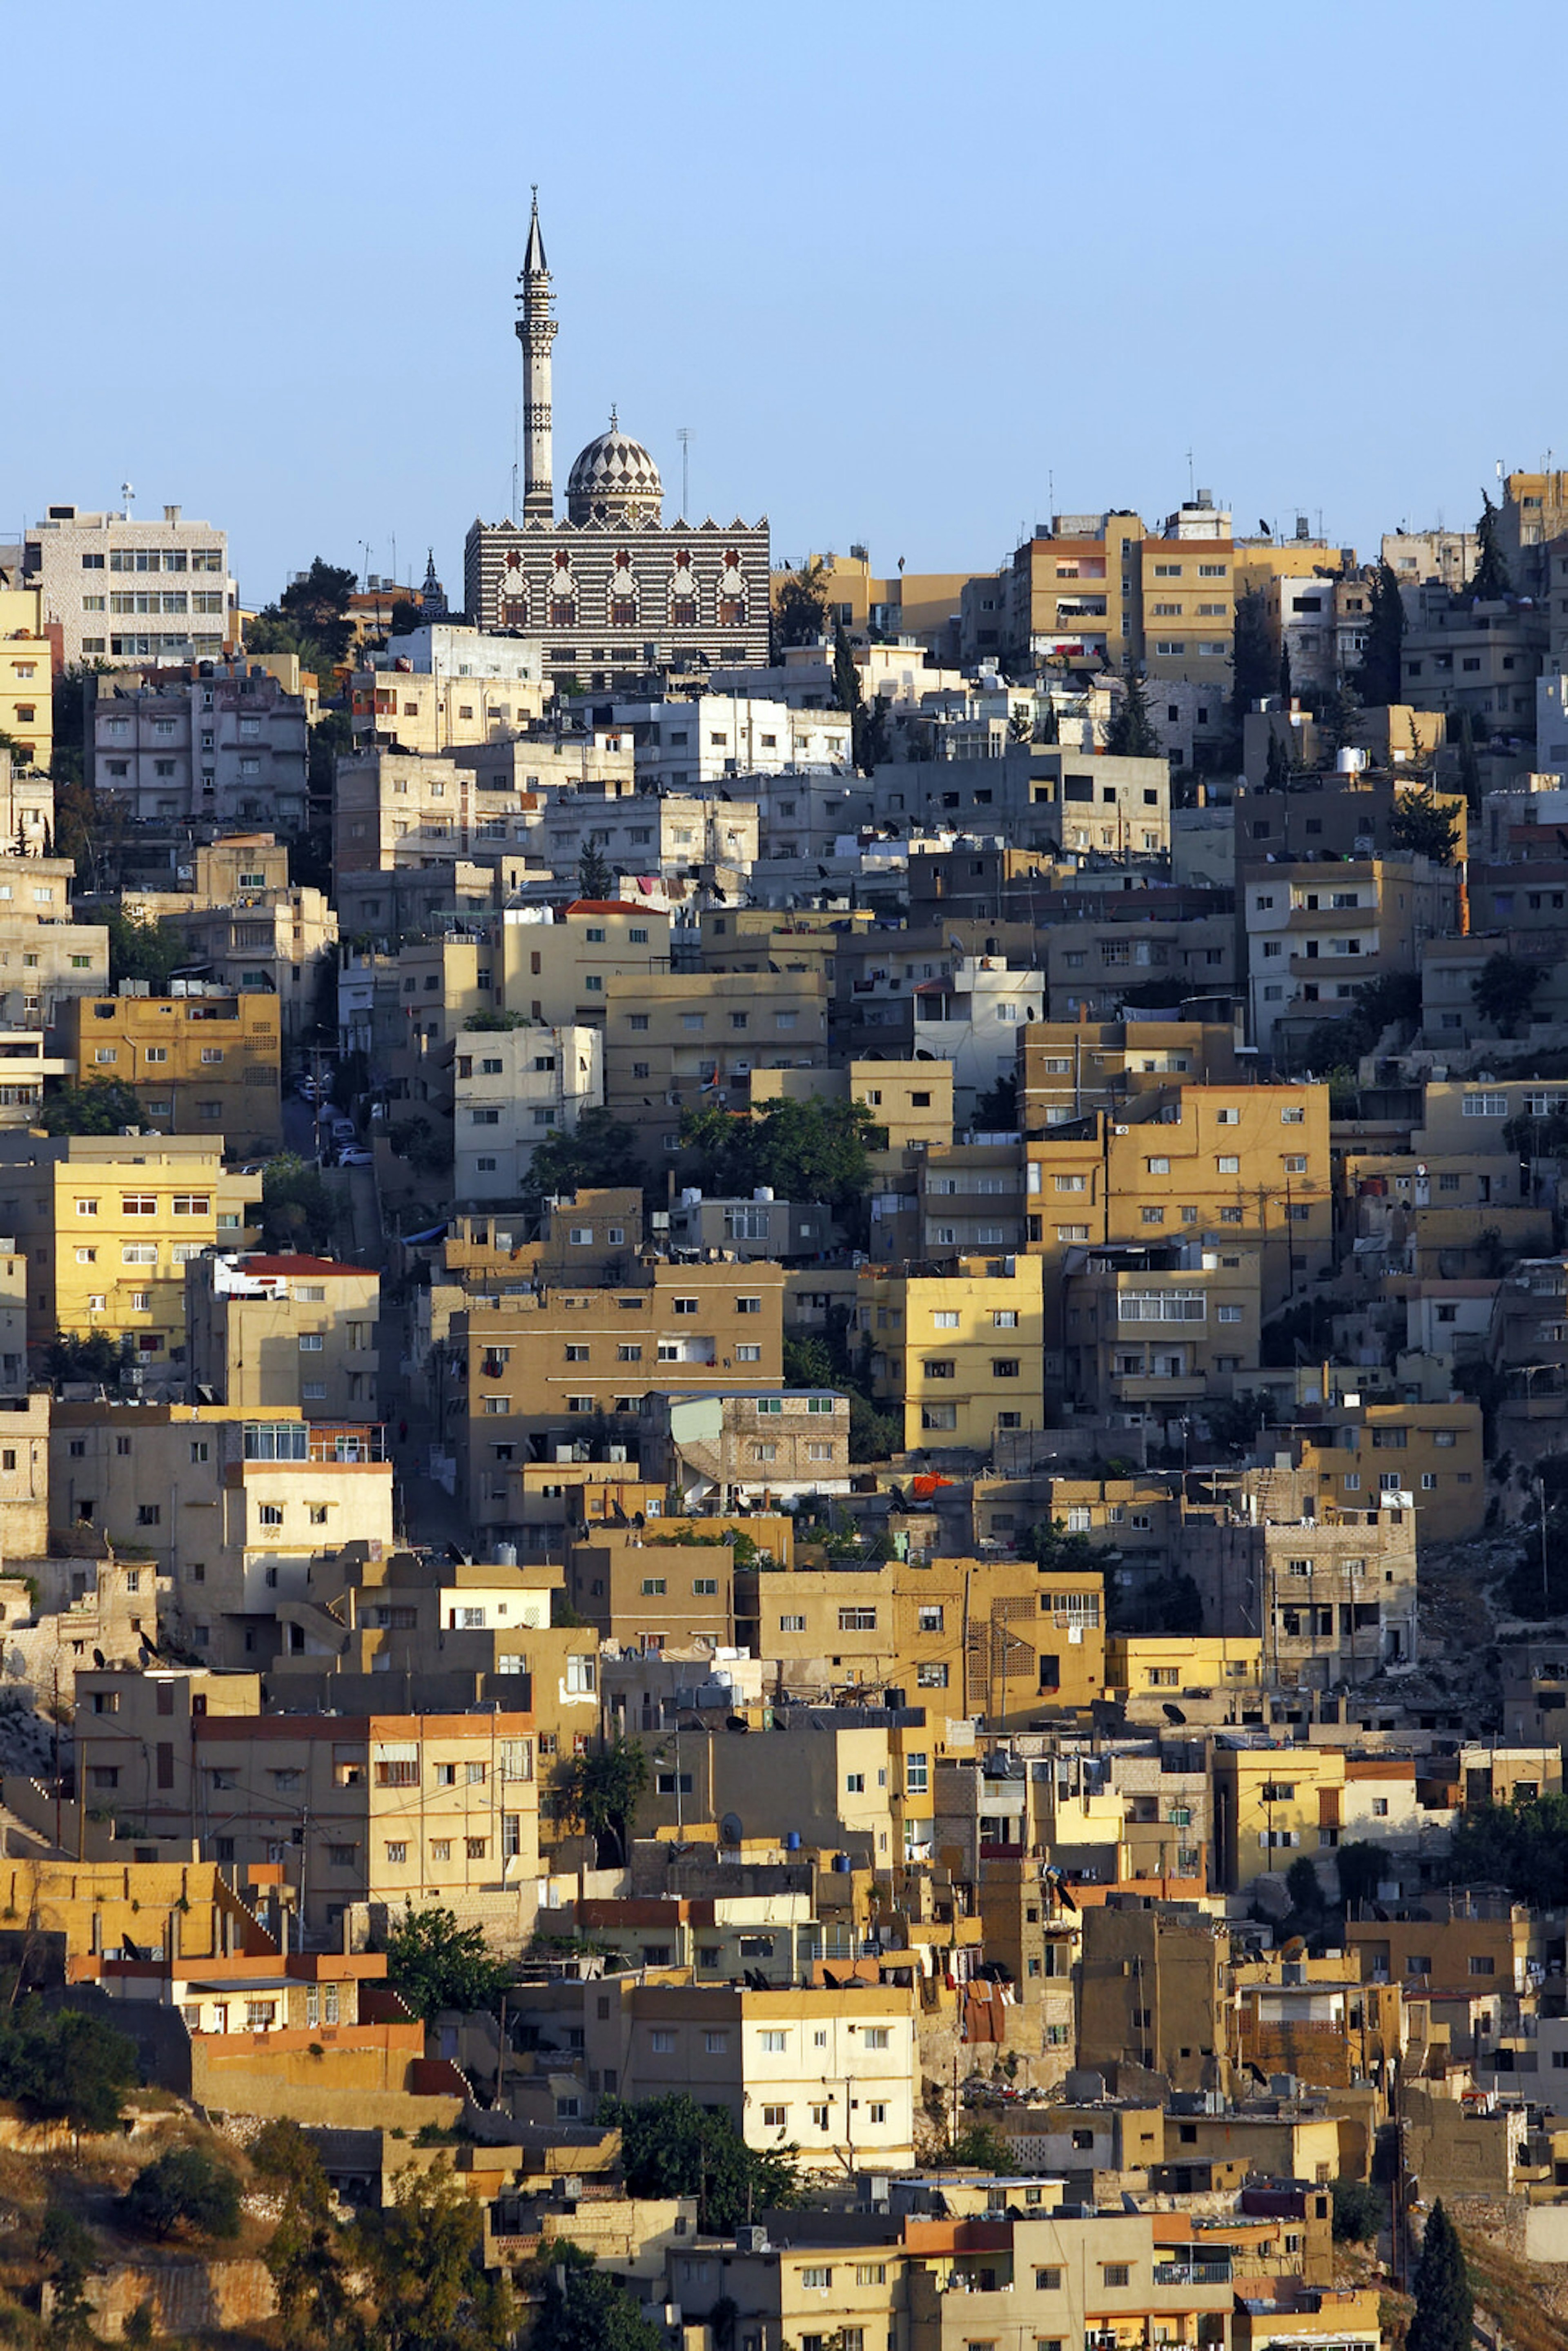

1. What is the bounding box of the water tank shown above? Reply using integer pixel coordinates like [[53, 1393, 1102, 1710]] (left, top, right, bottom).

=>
[[753, 1186, 775, 1203], [833, 1852, 852, 1873], [679, 1187, 703, 1207], [784, 1830, 801, 1851], [1336, 746, 1368, 774], [494, 1543, 518, 1568]]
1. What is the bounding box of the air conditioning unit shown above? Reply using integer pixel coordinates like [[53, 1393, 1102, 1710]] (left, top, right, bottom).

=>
[[1114, 1124, 1130, 1135]]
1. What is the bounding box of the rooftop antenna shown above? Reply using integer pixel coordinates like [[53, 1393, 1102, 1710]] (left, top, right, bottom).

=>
[[1187, 448, 1195, 503], [120, 480, 135, 517], [677, 427, 692, 519]]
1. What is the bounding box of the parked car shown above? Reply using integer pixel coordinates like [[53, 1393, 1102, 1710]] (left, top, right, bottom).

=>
[[330, 1118, 356, 1145], [336, 1146, 373, 1168]]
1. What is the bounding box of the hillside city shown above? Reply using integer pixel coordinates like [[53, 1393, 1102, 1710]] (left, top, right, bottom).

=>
[[0, 201, 1564, 2350]]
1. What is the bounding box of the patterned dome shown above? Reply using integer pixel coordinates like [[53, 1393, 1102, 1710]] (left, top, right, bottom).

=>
[[567, 420, 664, 524]]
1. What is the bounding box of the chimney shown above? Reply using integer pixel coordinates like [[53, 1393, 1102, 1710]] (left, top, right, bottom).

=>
[[163, 505, 181, 525]]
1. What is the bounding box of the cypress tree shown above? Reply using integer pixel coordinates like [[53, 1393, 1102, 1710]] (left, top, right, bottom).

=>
[[1468, 491, 1512, 601], [1408, 2200, 1472, 2351], [1355, 559, 1406, 706], [1278, 642, 1293, 708], [1106, 662, 1160, 759]]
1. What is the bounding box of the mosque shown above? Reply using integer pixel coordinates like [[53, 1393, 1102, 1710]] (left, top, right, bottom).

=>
[[463, 196, 771, 688]]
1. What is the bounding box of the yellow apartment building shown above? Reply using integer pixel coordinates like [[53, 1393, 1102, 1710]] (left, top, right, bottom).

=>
[[1005, 516, 1147, 668], [0, 589, 52, 773], [57, 991, 282, 1154], [1290, 1398, 1485, 1542], [697, 905, 860, 986], [452, 1258, 784, 1532], [752, 1058, 955, 1155], [1138, 528, 1236, 686], [51, 1402, 392, 1666], [1213, 1744, 1348, 1890], [568, 1531, 736, 1651], [501, 902, 674, 1027], [1018, 1020, 1243, 1130], [72, 1668, 537, 1942], [602, 969, 830, 1169], [185, 1251, 379, 1418], [1107, 1634, 1265, 1701], [858, 1253, 1046, 1454], [0, 1132, 254, 1356]]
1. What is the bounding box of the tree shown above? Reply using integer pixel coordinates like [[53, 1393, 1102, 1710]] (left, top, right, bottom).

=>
[[1471, 952, 1543, 1039], [678, 1096, 880, 1220], [1342, 969, 1422, 1055], [255, 2118, 350, 2350], [1335, 1841, 1387, 1911], [43, 1330, 134, 1390], [1231, 589, 1274, 720], [1263, 730, 1292, 790], [248, 559, 359, 675], [971, 1073, 1018, 1131], [1277, 643, 1293, 708], [352, 2160, 515, 2351], [106, 909, 187, 991], [557, 1737, 648, 1865], [1354, 560, 1406, 707], [1025, 1518, 1098, 1575], [1389, 788, 1459, 865], [384, 1904, 510, 2023], [122, 2144, 242, 2240], [1331, 2177, 1383, 2243], [1408, 2200, 1472, 2351], [262, 1153, 336, 1253], [38, 2204, 98, 2349], [1448, 1794, 1568, 1909], [1316, 680, 1361, 755], [772, 560, 829, 652], [833, 624, 861, 717], [0, 2001, 138, 2132], [944, 2119, 1013, 2172], [533, 2263, 665, 2351], [577, 840, 614, 902], [39, 1079, 147, 1136], [1285, 1855, 1324, 1919], [525, 1106, 646, 1202], [1105, 663, 1160, 758], [1454, 706, 1483, 808], [1467, 493, 1511, 602], [1203, 1391, 1273, 1454], [609, 2092, 802, 2230]]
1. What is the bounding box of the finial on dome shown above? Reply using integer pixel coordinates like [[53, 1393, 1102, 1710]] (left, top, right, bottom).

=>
[[610, 404, 618, 432]]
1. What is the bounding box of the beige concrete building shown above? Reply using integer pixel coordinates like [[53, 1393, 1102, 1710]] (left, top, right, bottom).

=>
[[1062, 1240, 1263, 1427], [601, 969, 829, 1170], [50, 1402, 392, 1668], [454, 1023, 602, 1201], [71, 1667, 537, 1942], [0, 589, 52, 774], [858, 1253, 1046, 1456], [185, 1252, 380, 1419], [348, 656, 548, 755], [1245, 855, 1462, 1060], [500, 902, 673, 1026], [18, 501, 236, 669], [57, 990, 282, 1153], [584, 1978, 918, 2170]]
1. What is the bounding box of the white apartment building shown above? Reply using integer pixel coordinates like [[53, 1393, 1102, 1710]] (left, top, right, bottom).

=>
[[20, 503, 236, 668], [350, 626, 549, 755], [598, 695, 851, 789], [91, 666, 308, 830], [453, 1024, 602, 1201], [539, 784, 758, 884], [752, 770, 875, 862], [911, 955, 1045, 1117]]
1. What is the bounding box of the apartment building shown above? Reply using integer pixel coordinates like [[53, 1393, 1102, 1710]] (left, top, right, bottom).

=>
[[499, 901, 673, 1026], [751, 1060, 954, 1155], [57, 989, 282, 1153], [20, 501, 236, 668], [538, 780, 758, 886], [1213, 1743, 1353, 1890], [584, 1979, 918, 2170], [0, 588, 52, 773], [858, 1253, 1046, 1455], [153, 888, 338, 1048], [1183, 1487, 1419, 1687], [91, 665, 308, 830], [50, 1402, 392, 1665], [452, 1259, 784, 1531], [332, 747, 553, 881], [1244, 855, 1461, 1058], [1401, 595, 1546, 727], [1062, 1240, 1263, 1428], [72, 1668, 536, 1941], [1288, 1397, 1485, 1542], [566, 1530, 736, 1650], [1138, 510, 1236, 689], [905, 2209, 1238, 2351], [0, 1133, 251, 1354], [453, 1024, 602, 1201], [909, 957, 1045, 1116], [587, 692, 851, 789], [185, 1253, 380, 1419], [1042, 910, 1237, 1021], [601, 969, 829, 1169], [1004, 513, 1146, 668], [348, 636, 548, 753], [1018, 1019, 1243, 1132]]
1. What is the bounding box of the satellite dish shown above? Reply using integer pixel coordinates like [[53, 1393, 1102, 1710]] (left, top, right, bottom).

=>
[[719, 1812, 744, 1846]]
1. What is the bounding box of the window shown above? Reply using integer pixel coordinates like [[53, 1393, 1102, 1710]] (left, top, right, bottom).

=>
[[1101, 2266, 1130, 2289], [704, 2030, 728, 2054], [759, 2028, 788, 2052], [838, 1606, 876, 1631], [761, 2104, 787, 2128]]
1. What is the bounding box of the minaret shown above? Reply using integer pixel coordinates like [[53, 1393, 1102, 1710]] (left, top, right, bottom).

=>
[[515, 188, 557, 524]]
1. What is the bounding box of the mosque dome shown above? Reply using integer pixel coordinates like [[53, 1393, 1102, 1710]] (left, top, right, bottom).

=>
[[566, 415, 664, 524]]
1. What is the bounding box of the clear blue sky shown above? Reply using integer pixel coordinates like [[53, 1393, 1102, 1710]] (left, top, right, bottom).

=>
[[6, 0, 1564, 607]]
